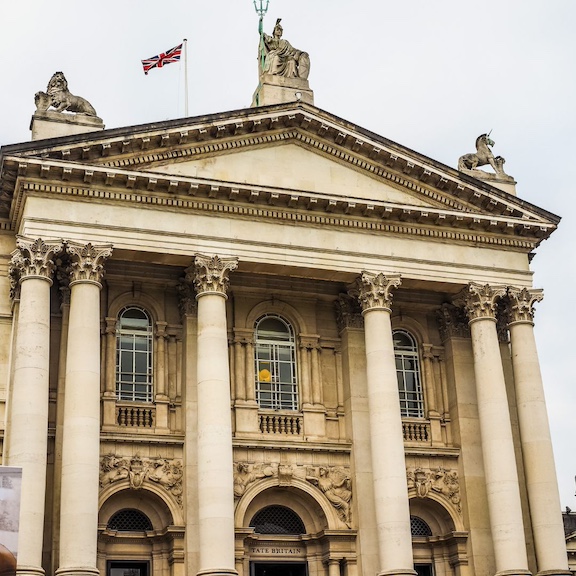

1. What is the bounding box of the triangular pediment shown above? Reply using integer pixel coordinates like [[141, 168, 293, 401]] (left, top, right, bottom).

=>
[[0, 101, 560, 247]]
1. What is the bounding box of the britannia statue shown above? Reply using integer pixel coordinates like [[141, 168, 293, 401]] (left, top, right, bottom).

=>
[[259, 18, 310, 80]]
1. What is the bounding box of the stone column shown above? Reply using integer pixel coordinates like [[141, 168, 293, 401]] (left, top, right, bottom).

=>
[[349, 272, 415, 576], [101, 317, 117, 429], [6, 237, 63, 576], [57, 241, 112, 576], [506, 288, 570, 576], [186, 254, 238, 576], [457, 283, 530, 576]]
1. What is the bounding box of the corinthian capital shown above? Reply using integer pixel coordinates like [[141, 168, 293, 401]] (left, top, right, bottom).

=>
[[189, 253, 238, 298], [9, 236, 64, 297], [349, 271, 401, 313], [66, 241, 113, 286], [454, 282, 507, 322], [506, 287, 543, 325]]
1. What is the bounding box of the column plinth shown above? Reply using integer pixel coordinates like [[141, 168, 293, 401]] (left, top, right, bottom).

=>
[[507, 288, 570, 576], [457, 282, 530, 574], [349, 272, 416, 576], [7, 237, 63, 576], [57, 242, 112, 576], [186, 254, 238, 576]]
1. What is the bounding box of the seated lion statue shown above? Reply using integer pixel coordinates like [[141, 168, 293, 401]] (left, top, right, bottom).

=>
[[35, 71, 98, 116]]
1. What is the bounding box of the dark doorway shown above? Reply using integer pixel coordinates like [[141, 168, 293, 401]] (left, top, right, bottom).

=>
[[108, 561, 149, 576], [415, 564, 433, 576], [252, 562, 307, 576]]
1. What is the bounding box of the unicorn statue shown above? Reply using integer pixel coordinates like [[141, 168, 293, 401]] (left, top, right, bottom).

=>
[[458, 133, 512, 180]]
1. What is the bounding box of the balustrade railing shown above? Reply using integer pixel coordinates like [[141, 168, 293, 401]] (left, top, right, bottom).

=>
[[116, 404, 155, 428], [402, 419, 431, 443], [259, 412, 303, 435]]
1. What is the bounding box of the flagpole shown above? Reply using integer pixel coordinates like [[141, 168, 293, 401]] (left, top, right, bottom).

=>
[[183, 38, 189, 117]]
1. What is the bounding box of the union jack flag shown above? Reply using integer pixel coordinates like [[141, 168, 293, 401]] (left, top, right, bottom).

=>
[[141, 43, 183, 75]]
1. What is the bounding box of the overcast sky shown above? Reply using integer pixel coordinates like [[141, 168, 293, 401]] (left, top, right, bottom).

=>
[[0, 1, 574, 508]]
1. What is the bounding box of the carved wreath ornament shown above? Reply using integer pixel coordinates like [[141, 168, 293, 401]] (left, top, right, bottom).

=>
[[100, 454, 183, 507], [406, 466, 461, 513]]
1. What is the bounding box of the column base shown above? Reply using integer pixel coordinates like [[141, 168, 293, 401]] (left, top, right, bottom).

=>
[[536, 571, 572, 576], [378, 570, 417, 576], [55, 567, 99, 576], [197, 570, 238, 576], [495, 571, 532, 576], [16, 566, 45, 576]]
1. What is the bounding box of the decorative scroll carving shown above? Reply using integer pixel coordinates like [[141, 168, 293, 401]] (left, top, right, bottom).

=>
[[334, 294, 364, 331], [453, 282, 507, 322], [9, 236, 64, 299], [407, 466, 461, 513], [177, 277, 197, 317], [66, 241, 112, 285], [306, 466, 352, 526], [348, 271, 401, 313], [186, 253, 238, 298], [35, 72, 98, 116], [99, 454, 183, 506], [458, 133, 513, 182], [436, 303, 470, 340], [506, 287, 543, 325], [233, 461, 352, 526]]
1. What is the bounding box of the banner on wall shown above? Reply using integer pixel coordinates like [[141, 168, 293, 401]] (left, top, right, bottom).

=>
[[0, 467, 21, 576]]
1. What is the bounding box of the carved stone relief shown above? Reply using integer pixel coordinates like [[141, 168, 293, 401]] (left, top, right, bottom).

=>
[[506, 287, 543, 325], [100, 454, 183, 506], [436, 303, 470, 341], [66, 241, 113, 285], [233, 461, 352, 526], [453, 282, 507, 322], [407, 466, 461, 513], [186, 253, 238, 297]]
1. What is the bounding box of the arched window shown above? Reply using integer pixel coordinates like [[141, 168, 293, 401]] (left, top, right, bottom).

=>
[[410, 515, 433, 537], [107, 509, 153, 532], [250, 505, 306, 534], [116, 307, 153, 403], [254, 315, 298, 411], [393, 330, 424, 418]]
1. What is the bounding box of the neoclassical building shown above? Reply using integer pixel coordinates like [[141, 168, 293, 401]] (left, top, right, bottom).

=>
[[0, 31, 570, 576]]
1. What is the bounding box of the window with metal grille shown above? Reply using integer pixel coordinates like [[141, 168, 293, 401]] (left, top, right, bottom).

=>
[[254, 316, 298, 411], [410, 515, 432, 537], [394, 330, 424, 418], [250, 505, 306, 534], [107, 509, 153, 532], [116, 307, 153, 403]]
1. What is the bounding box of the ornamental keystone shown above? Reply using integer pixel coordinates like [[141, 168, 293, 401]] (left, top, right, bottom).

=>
[[66, 241, 113, 285], [506, 287, 543, 325], [348, 271, 401, 313], [189, 253, 238, 298], [9, 236, 64, 298], [454, 282, 507, 322]]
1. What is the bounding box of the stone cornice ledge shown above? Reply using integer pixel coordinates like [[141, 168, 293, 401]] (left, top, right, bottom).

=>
[[6, 158, 553, 249]]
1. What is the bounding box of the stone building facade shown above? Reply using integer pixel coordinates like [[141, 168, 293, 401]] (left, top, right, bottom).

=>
[[0, 64, 570, 576]]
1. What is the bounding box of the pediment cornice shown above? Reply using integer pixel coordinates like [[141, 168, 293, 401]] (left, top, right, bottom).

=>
[[0, 103, 559, 240], [2, 154, 553, 250]]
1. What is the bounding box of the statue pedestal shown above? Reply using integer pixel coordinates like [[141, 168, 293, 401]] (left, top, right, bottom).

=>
[[30, 111, 105, 141], [460, 168, 517, 196], [252, 74, 314, 107]]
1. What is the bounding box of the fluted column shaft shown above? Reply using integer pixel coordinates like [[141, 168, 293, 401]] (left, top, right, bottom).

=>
[[7, 237, 63, 576], [459, 283, 530, 576], [188, 254, 238, 576], [507, 288, 569, 575], [350, 272, 415, 576], [57, 242, 112, 576]]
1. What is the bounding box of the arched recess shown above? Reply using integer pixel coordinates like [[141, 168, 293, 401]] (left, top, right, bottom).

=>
[[409, 496, 469, 576], [98, 485, 185, 576], [234, 478, 357, 576], [390, 315, 429, 347], [107, 290, 165, 324], [245, 299, 308, 335]]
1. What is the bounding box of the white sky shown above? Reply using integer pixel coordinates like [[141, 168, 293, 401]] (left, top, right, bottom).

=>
[[0, 1, 574, 508]]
